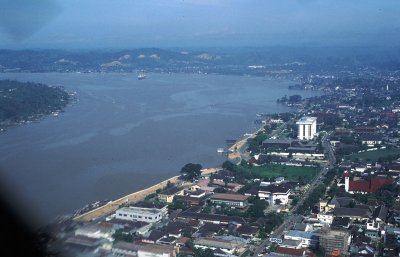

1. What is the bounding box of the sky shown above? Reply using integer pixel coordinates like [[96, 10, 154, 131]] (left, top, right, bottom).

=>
[[0, 0, 399, 49]]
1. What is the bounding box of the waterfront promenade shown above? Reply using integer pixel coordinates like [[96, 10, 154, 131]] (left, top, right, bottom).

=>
[[73, 167, 220, 222]]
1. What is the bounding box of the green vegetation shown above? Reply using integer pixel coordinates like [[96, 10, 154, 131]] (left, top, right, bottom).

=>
[[168, 199, 188, 210], [180, 163, 202, 181], [0, 80, 70, 127], [213, 187, 228, 193], [144, 193, 156, 200], [259, 212, 284, 235], [112, 229, 141, 242], [296, 184, 326, 214], [247, 198, 268, 218], [348, 148, 400, 162], [353, 184, 400, 208], [247, 131, 269, 154]]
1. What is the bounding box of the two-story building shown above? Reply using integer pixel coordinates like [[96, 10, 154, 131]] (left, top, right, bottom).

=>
[[210, 193, 249, 208], [258, 183, 291, 205], [115, 204, 168, 223]]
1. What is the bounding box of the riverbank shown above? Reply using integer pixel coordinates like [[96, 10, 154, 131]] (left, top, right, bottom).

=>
[[227, 125, 265, 163], [73, 167, 221, 222], [72, 124, 262, 223]]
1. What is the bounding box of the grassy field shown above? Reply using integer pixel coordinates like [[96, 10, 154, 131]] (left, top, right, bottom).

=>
[[349, 148, 400, 161], [237, 163, 319, 183]]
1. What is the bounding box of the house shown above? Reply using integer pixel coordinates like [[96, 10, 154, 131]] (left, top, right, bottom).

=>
[[210, 170, 235, 182], [158, 186, 184, 203], [113, 242, 177, 257], [279, 239, 303, 249], [276, 246, 307, 256], [74, 223, 114, 241], [258, 183, 292, 205], [210, 193, 249, 208], [331, 217, 350, 229], [112, 241, 141, 256], [330, 197, 355, 208], [235, 224, 259, 238], [138, 244, 177, 257], [292, 223, 312, 232], [343, 171, 393, 194], [349, 243, 375, 257], [319, 201, 336, 213], [317, 212, 334, 224], [174, 189, 207, 206], [194, 237, 246, 255], [65, 235, 103, 249], [373, 205, 388, 223], [332, 207, 372, 221]]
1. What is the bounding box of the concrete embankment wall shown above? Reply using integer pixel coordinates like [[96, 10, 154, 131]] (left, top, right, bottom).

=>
[[73, 168, 220, 222], [73, 176, 180, 222]]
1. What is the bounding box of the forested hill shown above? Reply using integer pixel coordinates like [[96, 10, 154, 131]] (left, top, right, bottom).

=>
[[0, 80, 71, 129]]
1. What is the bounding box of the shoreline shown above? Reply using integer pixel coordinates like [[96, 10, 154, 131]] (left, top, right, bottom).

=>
[[70, 124, 266, 223], [72, 167, 221, 222]]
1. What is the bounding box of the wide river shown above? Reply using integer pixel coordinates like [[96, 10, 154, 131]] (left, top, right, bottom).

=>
[[0, 72, 318, 225]]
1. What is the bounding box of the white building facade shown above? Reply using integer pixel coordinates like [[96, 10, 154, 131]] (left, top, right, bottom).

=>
[[115, 206, 167, 223], [296, 117, 317, 140]]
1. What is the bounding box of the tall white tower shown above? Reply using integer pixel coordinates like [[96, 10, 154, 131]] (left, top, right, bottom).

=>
[[344, 171, 350, 192], [296, 117, 317, 140]]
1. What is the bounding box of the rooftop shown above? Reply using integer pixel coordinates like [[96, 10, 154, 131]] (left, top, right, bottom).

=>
[[286, 230, 319, 240], [211, 193, 249, 202], [296, 116, 317, 124], [117, 206, 163, 215], [158, 186, 182, 196]]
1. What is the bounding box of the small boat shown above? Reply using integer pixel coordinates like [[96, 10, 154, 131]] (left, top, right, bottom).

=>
[[138, 71, 146, 80], [217, 148, 225, 153]]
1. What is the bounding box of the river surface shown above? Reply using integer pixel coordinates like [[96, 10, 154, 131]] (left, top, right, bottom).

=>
[[0, 72, 319, 225]]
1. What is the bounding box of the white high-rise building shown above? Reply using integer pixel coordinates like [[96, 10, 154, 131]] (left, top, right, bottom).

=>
[[296, 117, 317, 140]]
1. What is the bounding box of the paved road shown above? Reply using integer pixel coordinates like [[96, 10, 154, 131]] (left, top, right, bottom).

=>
[[251, 131, 336, 257]]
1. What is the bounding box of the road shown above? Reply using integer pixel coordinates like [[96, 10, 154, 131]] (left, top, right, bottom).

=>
[[250, 131, 336, 257]]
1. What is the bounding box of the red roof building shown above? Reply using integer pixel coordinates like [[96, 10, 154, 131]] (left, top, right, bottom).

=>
[[276, 246, 306, 256], [344, 171, 393, 194]]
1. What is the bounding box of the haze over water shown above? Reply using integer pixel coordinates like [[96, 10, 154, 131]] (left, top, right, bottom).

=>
[[0, 72, 319, 224]]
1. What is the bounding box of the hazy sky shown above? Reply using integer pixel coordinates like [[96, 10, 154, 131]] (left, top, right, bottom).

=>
[[0, 0, 399, 49]]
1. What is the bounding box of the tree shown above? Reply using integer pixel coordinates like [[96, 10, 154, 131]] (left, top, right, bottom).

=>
[[193, 248, 215, 257], [222, 160, 235, 171], [169, 199, 187, 210], [213, 187, 227, 193], [112, 229, 134, 242], [180, 163, 202, 180], [289, 94, 302, 103], [248, 199, 267, 218], [275, 199, 282, 205]]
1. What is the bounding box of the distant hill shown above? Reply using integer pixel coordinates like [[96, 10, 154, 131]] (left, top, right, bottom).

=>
[[0, 46, 399, 74]]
